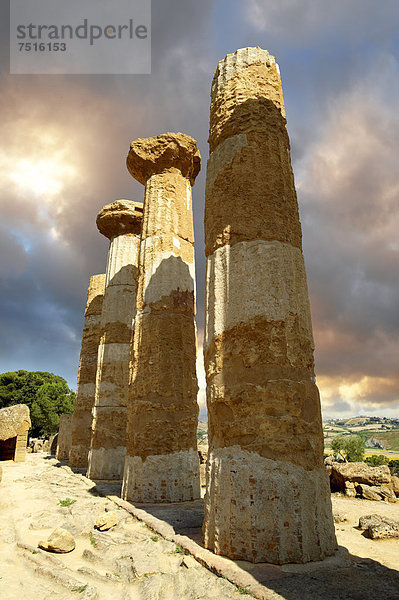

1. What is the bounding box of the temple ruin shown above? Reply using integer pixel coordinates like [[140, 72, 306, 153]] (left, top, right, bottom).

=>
[[202, 47, 337, 563], [69, 273, 106, 469], [64, 47, 339, 567], [122, 133, 201, 502], [56, 414, 73, 461], [87, 200, 143, 480], [0, 404, 30, 462]]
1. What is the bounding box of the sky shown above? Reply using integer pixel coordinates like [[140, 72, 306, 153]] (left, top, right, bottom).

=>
[[1, 0, 399, 420]]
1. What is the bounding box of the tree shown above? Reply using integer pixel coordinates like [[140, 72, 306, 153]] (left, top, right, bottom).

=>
[[331, 435, 365, 462], [0, 370, 75, 436], [365, 454, 390, 467]]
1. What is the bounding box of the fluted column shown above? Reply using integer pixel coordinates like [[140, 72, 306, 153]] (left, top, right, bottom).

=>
[[69, 274, 106, 469], [87, 200, 143, 480], [203, 47, 337, 564], [122, 132, 201, 503]]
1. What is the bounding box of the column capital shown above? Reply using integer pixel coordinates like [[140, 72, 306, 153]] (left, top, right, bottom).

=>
[[96, 200, 143, 240], [127, 132, 201, 186]]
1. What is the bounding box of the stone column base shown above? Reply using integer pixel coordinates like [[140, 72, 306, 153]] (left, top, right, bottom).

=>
[[122, 449, 200, 503], [203, 446, 337, 564], [69, 445, 88, 470], [87, 445, 126, 480]]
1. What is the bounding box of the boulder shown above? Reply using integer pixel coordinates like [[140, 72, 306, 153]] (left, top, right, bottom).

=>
[[0, 465, 2, 483], [0, 404, 31, 441], [369, 519, 399, 539], [344, 481, 356, 497], [358, 514, 399, 539], [391, 475, 399, 497], [357, 484, 383, 501], [330, 462, 391, 490], [38, 527, 76, 553], [379, 486, 397, 502], [95, 511, 117, 531], [358, 514, 382, 529]]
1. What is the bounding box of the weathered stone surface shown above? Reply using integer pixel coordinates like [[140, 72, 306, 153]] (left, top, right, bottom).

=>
[[203, 47, 336, 564], [358, 514, 399, 539], [95, 511, 117, 531], [379, 486, 397, 501], [391, 475, 399, 496], [0, 404, 31, 441], [123, 133, 201, 503], [344, 481, 356, 497], [96, 199, 143, 239], [87, 201, 143, 481], [69, 274, 106, 469], [358, 484, 383, 501], [56, 414, 73, 461], [330, 462, 392, 490], [127, 132, 201, 186], [39, 527, 76, 553]]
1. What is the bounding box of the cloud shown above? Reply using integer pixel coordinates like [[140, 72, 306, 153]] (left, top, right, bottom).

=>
[[244, 0, 399, 46], [296, 55, 399, 416], [0, 0, 216, 387]]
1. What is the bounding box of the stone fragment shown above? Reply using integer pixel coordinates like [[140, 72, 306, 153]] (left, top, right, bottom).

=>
[[358, 514, 382, 530], [391, 475, 399, 496], [358, 514, 399, 539], [38, 527, 76, 553], [368, 519, 399, 539], [95, 511, 118, 531], [330, 462, 392, 490], [123, 132, 201, 503], [379, 485, 397, 501], [202, 46, 337, 564], [55, 414, 73, 461], [357, 484, 383, 501], [344, 481, 356, 497], [0, 404, 30, 462], [87, 200, 143, 481], [69, 274, 106, 469], [333, 513, 348, 523], [32, 440, 43, 453]]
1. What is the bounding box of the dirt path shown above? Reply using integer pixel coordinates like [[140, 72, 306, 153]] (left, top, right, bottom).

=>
[[0, 455, 242, 600], [0, 455, 398, 600]]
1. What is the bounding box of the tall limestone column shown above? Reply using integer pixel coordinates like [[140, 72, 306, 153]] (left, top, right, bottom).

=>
[[69, 274, 106, 470], [87, 200, 143, 480], [122, 132, 201, 503], [203, 48, 337, 564]]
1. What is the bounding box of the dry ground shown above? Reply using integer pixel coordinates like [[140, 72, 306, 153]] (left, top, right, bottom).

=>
[[0, 454, 398, 600]]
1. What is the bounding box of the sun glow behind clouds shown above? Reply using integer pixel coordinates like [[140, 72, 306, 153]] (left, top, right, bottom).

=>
[[9, 157, 76, 198], [0, 127, 80, 242]]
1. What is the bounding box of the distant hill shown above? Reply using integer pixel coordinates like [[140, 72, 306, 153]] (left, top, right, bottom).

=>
[[323, 416, 399, 453]]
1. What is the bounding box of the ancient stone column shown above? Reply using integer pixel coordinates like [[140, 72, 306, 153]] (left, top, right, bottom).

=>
[[203, 47, 337, 564], [122, 132, 201, 503], [87, 200, 143, 480], [56, 414, 73, 461], [69, 274, 106, 469]]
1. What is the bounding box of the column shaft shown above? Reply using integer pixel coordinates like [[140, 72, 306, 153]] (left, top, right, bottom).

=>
[[69, 274, 105, 469], [123, 133, 201, 502], [203, 47, 337, 564], [87, 200, 143, 480]]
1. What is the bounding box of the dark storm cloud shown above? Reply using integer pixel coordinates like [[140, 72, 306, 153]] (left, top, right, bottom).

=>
[[1, 0, 398, 418], [0, 0, 216, 386]]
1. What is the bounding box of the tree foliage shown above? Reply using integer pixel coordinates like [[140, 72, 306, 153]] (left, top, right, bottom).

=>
[[331, 435, 365, 462], [0, 370, 75, 436], [365, 454, 390, 467]]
